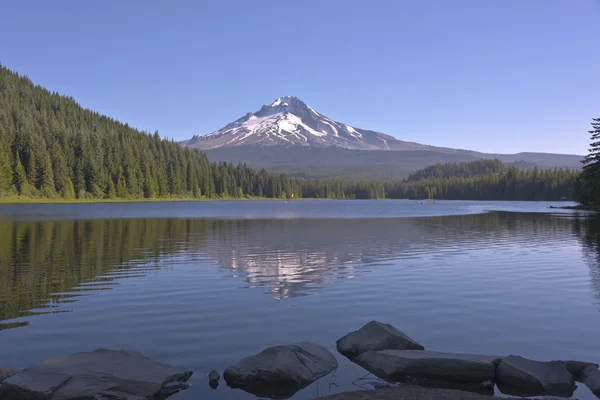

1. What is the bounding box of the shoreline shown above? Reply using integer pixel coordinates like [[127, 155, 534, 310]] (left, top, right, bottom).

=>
[[0, 197, 580, 205], [0, 196, 298, 205]]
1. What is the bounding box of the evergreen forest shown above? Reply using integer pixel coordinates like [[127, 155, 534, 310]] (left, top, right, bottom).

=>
[[0, 65, 584, 202]]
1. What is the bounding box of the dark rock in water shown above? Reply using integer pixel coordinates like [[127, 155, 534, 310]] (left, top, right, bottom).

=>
[[208, 369, 220, 389], [224, 341, 337, 399], [496, 355, 575, 397], [353, 349, 498, 391], [0, 367, 17, 383], [556, 360, 599, 381], [336, 321, 424, 359], [0, 348, 192, 400], [582, 366, 600, 397]]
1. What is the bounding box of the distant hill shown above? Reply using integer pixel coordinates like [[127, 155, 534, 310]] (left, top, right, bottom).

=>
[[203, 145, 582, 181], [407, 159, 506, 181], [182, 96, 582, 180], [387, 159, 577, 201]]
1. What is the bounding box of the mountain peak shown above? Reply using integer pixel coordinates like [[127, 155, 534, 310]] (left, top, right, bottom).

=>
[[256, 96, 315, 119], [182, 97, 404, 150], [269, 96, 298, 107]]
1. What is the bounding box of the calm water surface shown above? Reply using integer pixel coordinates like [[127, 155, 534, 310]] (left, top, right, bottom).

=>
[[0, 200, 599, 399]]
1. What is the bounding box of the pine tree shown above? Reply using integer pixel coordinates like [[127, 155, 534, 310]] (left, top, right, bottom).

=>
[[13, 156, 29, 195], [583, 118, 600, 173], [39, 153, 56, 197], [106, 179, 117, 199], [61, 178, 76, 199], [575, 118, 600, 205], [25, 149, 38, 189], [0, 136, 13, 195], [116, 169, 129, 199]]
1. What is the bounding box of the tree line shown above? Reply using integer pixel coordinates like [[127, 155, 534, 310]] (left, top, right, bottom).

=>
[[0, 65, 299, 200], [387, 159, 577, 201], [575, 118, 600, 206], [0, 64, 585, 202]]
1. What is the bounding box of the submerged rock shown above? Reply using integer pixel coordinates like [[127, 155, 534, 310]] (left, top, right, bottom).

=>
[[315, 385, 502, 400], [0, 348, 192, 400], [354, 349, 499, 388], [496, 355, 575, 397], [336, 321, 424, 359], [0, 366, 17, 383], [224, 341, 337, 398], [208, 369, 220, 389]]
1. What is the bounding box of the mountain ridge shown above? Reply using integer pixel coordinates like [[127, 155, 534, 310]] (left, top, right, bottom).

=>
[[181, 96, 582, 179], [181, 96, 485, 153], [181, 95, 582, 158]]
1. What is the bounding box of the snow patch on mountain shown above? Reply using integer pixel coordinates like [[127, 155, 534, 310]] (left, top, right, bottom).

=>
[[181, 96, 434, 151]]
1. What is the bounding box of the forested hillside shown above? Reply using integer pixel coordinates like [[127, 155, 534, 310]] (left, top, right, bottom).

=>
[[0, 65, 580, 202], [388, 161, 577, 200], [0, 65, 299, 199], [292, 160, 577, 201], [407, 159, 505, 181], [203, 146, 582, 182]]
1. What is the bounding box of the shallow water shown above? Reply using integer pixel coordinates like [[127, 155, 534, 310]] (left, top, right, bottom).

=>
[[0, 200, 599, 399]]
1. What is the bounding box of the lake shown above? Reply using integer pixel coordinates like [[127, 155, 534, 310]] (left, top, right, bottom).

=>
[[0, 200, 599, 399]]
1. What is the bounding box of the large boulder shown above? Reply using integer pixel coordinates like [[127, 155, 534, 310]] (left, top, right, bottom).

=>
[[353, 349, 499, 386], [496, 355, 575, 397], [0, 349, 192, 400], [582, 366, 600, 397], [224, 342, 337, 398], [0, 366, 17, 383], [336, 321, 424, 359], [555, 360, 599, 381]]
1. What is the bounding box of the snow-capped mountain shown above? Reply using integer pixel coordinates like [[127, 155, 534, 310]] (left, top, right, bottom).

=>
[[180, 96, 445, 151]]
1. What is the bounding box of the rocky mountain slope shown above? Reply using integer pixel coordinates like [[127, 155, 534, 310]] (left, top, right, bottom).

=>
[[181, 96, 473, 153], [181, 96, 582, 179]]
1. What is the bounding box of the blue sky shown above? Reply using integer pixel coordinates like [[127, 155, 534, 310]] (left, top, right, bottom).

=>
[[1, 1, 598, 154]]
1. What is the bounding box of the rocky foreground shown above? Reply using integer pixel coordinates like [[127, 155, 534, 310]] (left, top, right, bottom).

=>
[[1, 320, 599, 399], [0, 349, 192, 400]]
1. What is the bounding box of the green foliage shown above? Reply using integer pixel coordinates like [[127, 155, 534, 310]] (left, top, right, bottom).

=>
[[575, 118, 600, 205], [407, 159, 505, 181], [62, 178, 76, 199], [0, 135, 13, 195], [0, 65, 301, 201], [386, 161, 578, 200], [204, 146, 583, 182], [13, 156, 29, 195], [0, 64, 582, 203], [39, 153, 57, 198]]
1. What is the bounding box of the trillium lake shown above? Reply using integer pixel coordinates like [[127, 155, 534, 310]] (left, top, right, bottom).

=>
[[1, 200, 599, 399]]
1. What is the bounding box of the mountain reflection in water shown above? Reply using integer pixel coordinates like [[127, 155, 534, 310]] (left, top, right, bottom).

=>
[[2, 212, 600, 330]]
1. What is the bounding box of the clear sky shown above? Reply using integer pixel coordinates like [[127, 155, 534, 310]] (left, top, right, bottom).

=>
[[1, 1, 598, 154]]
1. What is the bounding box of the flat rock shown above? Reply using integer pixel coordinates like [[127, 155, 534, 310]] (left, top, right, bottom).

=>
[[496, 355, 575, 397], [0, 348, 192, 400], [582, 366, 600, 397], [353, 350, 499, 385], [336, 321, 424, 359], [224, 341, 337, 398], [0, 366, 17, 383]]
